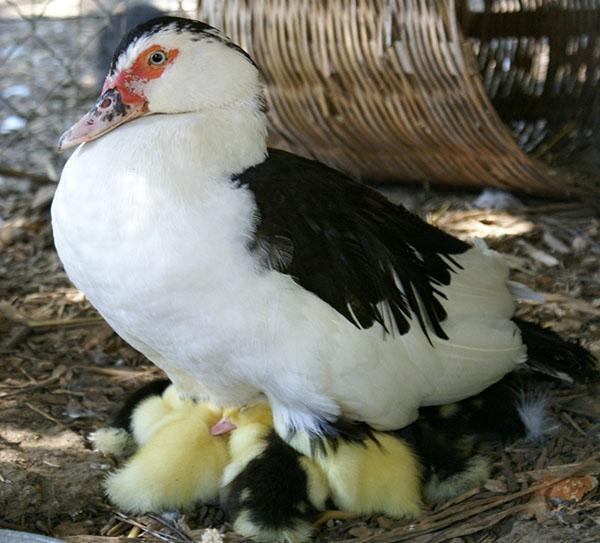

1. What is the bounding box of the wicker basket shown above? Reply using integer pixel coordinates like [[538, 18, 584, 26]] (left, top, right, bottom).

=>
[[199, 0, 599, 196]]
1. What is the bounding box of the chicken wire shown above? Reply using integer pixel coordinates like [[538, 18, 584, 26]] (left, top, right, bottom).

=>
[[0, 1, 199, 181]]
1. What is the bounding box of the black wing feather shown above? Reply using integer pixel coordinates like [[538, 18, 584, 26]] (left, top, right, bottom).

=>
[[234, 149, 469, 340]]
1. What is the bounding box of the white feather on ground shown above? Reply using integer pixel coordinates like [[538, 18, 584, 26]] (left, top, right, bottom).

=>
[[516, 388, 559, 441]]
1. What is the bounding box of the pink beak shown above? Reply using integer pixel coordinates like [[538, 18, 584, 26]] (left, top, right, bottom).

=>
[[211, 416, 237, 436], [58, 87, 147, 151]]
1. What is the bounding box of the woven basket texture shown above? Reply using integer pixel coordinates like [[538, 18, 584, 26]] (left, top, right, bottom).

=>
[[199, 0, 599, 196]]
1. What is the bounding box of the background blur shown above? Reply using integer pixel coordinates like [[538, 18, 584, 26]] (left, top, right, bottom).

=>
[[0, 1, 199, 181]]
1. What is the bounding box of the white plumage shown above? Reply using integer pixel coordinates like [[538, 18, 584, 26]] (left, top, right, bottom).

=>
[[52, 17, 530, 442]]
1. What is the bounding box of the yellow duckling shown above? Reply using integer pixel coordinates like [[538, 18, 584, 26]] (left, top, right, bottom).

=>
[[100, 383, 227, 513], [287, 426, 423, 520]]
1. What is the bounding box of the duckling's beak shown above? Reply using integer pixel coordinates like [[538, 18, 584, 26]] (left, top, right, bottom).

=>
[[211, 416, 236, 436]]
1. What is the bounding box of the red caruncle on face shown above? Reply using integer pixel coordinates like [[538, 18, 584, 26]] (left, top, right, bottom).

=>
[[58, 44, 180, 150], [103, 44, 180, 106]]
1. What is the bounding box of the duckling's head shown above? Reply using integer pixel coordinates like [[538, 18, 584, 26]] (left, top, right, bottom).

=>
[[211, 402, 272, 436]]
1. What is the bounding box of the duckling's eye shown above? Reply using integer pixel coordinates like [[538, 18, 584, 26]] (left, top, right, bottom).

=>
[[149, 51, 167, 65], [239, 405, 249, 413]]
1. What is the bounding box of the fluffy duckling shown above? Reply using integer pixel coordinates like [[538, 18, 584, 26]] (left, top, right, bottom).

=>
[[218, 403, 484, 525], [400, 421, 491, 504], [287, 429, 423, 520], [216, 403, 329, 543], [90, 379, 172, 457], [412, 373, 558, 502], [95, 381, 228, 513]]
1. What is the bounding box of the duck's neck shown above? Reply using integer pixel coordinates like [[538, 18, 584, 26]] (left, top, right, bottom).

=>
[[190, 93, 268, 176], [108, 93, 268, 181]]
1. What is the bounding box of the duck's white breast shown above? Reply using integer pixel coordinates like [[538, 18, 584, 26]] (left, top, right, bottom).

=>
[[52, 114, 269, 401], [51, 113, 524, 430]]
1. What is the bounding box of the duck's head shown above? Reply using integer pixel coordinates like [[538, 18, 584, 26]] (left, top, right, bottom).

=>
[[59, 16, 261, 151]]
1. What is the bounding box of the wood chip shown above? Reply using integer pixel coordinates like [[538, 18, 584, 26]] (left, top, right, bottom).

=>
[[542, 231, 570, 254], [376, 516, 396, 530], [30, 184, 56, 209], [517, 240, 560, 267], [519, 495, 550, 523], [348, 526, 373, 538], [484, 479, 508, 493]]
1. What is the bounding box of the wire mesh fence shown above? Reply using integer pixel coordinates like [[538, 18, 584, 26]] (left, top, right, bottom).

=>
[[0, 0, 598, 194], [0, 1, 198, 181]]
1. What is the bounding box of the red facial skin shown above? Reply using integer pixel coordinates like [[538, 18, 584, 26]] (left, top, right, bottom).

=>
[[103, 45, 180, 107], [58, 45, 180, 150]]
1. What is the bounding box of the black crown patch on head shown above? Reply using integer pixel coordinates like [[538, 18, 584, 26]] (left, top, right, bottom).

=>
[[109, 16, 257, 75]]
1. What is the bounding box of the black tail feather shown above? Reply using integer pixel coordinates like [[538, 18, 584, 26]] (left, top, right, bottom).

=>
[[514, 318, 598, 384], [406, 373, 556, 498], [416, 374, 528, 448]]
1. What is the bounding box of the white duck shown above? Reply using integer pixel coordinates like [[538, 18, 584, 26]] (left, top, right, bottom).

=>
[[52, 16, 595, 449]]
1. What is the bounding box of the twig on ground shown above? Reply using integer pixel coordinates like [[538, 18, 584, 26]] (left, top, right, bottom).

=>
[[342, 455, 599, 543], [25, 401, 69, 429], [0, 165, 55, 184], [113, 512, 182, 542]]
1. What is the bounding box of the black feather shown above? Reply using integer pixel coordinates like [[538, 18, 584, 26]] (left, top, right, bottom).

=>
[[234, 149, 469, 341], [514, 318, 598, 383], [418, 376, 528, 445], [395, 421, 470, 483], [310, 417, 380, 455]]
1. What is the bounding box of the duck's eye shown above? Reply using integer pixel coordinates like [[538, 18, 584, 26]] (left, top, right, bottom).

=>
[[149, 51, 167, 65]]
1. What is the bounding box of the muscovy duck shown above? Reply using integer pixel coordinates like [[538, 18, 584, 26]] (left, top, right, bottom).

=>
[[52, 16, 597, 447]]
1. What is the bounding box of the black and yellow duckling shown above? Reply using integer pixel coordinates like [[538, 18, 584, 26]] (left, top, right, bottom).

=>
[[214, 402, 427, 533], [409, 372, 558, 502], [215, 403, 329, 543]]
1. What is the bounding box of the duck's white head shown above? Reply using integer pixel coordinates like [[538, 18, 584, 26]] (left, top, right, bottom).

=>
[[59, 17, 262, 150]]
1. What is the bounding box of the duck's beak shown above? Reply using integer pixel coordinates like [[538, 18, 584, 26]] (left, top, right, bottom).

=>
[[211, 416, 237, 436], [58, 84, 147, 152]]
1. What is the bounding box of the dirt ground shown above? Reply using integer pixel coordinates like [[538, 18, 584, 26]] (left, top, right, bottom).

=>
[[0, 174, 598, 542]]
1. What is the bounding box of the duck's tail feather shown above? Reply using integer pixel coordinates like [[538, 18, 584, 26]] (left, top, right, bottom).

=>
[[419, 373, 559, 445], [411, 374, 559, 502], [513, 318, 598, 384]]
